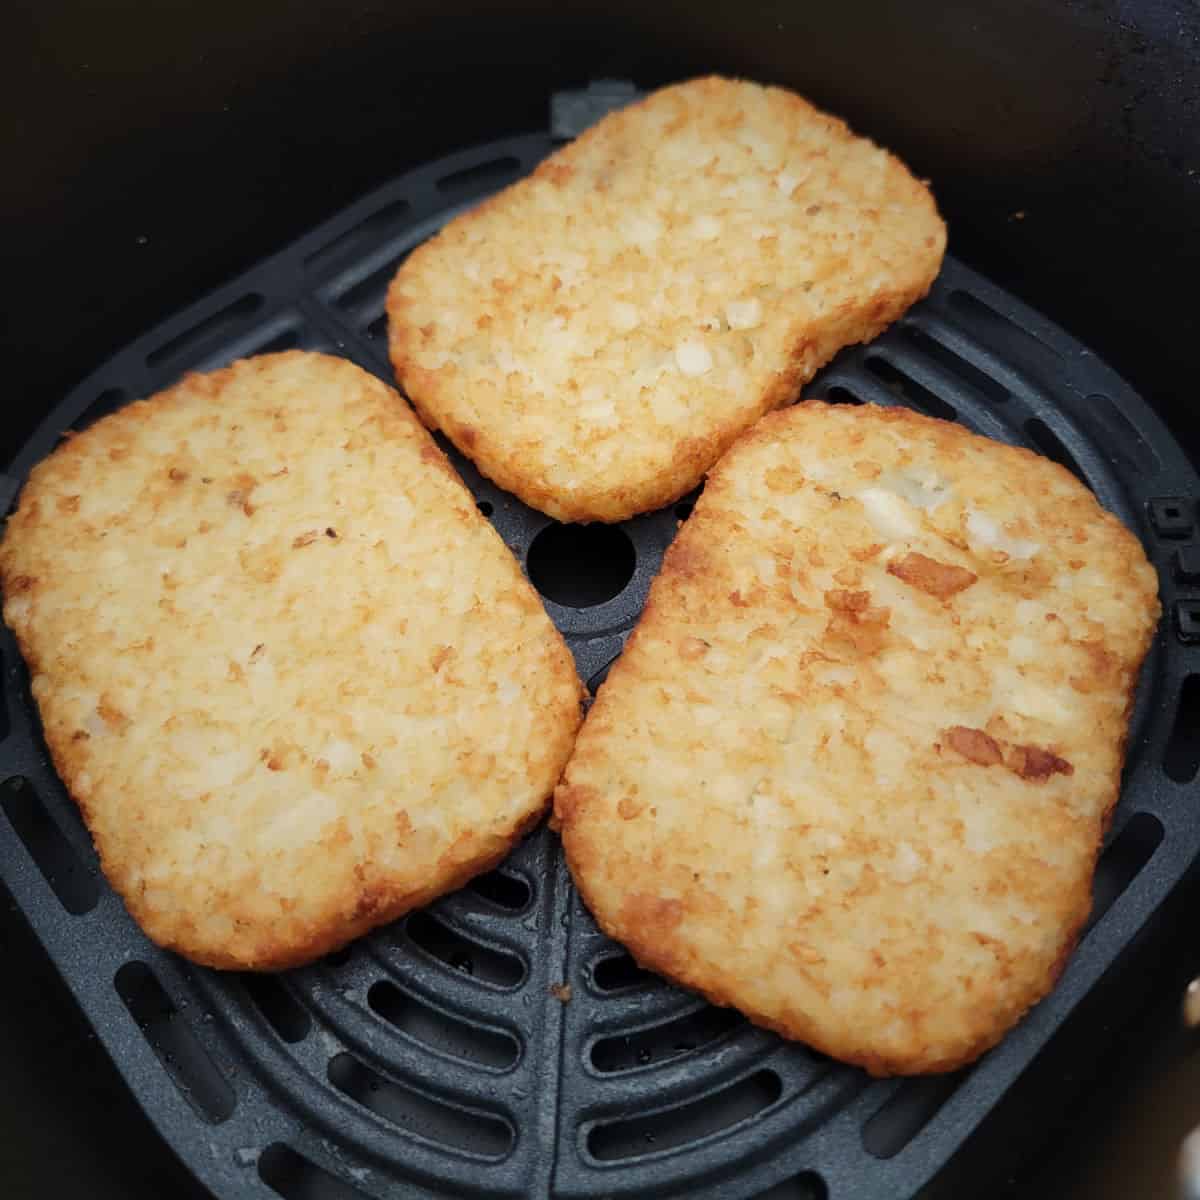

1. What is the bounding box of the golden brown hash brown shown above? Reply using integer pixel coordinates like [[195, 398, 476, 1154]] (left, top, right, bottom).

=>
[[556, 402, 1159, 1074], [388, 75, 946, 523], [0, 351, 582, 970]]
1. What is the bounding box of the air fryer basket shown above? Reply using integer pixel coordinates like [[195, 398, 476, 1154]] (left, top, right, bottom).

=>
[[1, 90, 1199, 1200]]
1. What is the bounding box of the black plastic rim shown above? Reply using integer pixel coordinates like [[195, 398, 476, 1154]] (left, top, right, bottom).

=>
[[1, 89, 1199, 1200]]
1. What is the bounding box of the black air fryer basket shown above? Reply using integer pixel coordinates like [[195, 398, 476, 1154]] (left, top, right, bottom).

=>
[[4, 6, 1200, 1198]]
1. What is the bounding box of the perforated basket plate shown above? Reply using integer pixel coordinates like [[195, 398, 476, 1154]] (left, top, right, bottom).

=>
[[2, 91, 1200, 1200]]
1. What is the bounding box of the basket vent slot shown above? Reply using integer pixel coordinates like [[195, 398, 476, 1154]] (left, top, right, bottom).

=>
[[862, 1072, 964, 1158], [590, 1003, 745, 1072], [948, 290, 1063, 365], [865, 356, 956, 421], [115, 961, 234, 1122], [823, 384, 867, 405], [145, 293, 264, 370], [466, 868, 531, 911], [1, 776, 97, 914], [327, 1052, 513, 1157], [1084, 812, 1163, 935], [436, 155, 522, 200], [304, 197, 412, 274], [1083, 392, 1160, 475], [592, 951, 656, 992], [588, 1069, 781, 1160], [323, 945, 354, 968], [1166, 676, 1200, 783], [753, 1171, 829, 1200], [243, 973, 311, 1044], [405, 910, 525, 988], [251, 328, 300, 357], [258, 1143, 371, 1200], [75, 387, 129, 432], [673, 483, 704, 523], [900, 324, 1010, 404], [1024, 417, 1089, 487], [368, 980, 519, 1069], [331, 256, 406, 321]]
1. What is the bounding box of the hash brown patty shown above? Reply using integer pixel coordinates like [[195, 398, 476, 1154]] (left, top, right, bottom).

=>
[[0, 352, 582, 970], [388, 76, 946, 523], [556, 402, 1159, 1074]]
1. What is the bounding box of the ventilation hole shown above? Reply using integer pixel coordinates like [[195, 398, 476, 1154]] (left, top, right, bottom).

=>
[[527, 523, 636, 607], [588, 1069, 782, 1160], [948, 289, 1064, 365], [476, 499, 495, 517], [862, 1072, 965, 1158], [303, 197, 413, 274], [865, 357, 957, 421], [592, 951, 655, 991], [1, 776, 98, 914], [259, 1143, 371, 1200], [333, 256, 404, 315], [323, 945, 354, 968], [114, 961, 235, 1123], [1167, 677, 1200, 783], [242, 974, 311, 1044], [587, 653, 622, 695], [365, 312, 388, 341], [753, 1171, 829, 1200], [1084, 393, 1161, 475], [590, 1004, 745, 1072], [327, 1052, 513, 1157], [1084, 812, 1163, 934], [901, 324, 1010, 404], [466, 869, 530, 911], [405, 911, 525, 988], [145, 293, 264, 369], [436, 155, 522, 200], [252, 328, 300, 358], [75, 387, 129, 432], [824, 385, 866, 405], [1023, 418, 1089, 487], [367, 980, 519, 1069]]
